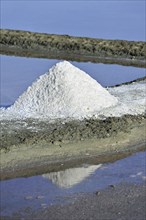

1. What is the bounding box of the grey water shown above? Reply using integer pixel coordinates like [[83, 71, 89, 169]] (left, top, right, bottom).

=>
[[0, 151, 146, 217]]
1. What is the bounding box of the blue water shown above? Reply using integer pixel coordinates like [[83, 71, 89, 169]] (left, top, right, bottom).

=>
[[0, 151, 146, 217]]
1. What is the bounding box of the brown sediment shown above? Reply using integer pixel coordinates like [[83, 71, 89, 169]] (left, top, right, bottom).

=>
[[0, 29, 146, 68], [0, 114, 145, 180]]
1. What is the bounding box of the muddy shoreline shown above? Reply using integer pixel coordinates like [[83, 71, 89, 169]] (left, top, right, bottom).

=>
[[0, 114, 145, 180], [1, 115, 145, 151], [0, 29, 146, 68]]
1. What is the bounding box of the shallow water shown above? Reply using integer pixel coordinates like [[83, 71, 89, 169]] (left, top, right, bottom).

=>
[[0, 151, 145, 217]]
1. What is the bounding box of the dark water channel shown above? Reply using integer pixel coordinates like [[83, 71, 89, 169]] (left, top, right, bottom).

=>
[[0, 151, 146, 217]]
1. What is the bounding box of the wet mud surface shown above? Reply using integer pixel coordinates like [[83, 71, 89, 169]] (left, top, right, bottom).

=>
[[0, 29, 146, 67], [0, 151, 146, 220], [1, 183, 146, 220], [13, 183, 144, 220]]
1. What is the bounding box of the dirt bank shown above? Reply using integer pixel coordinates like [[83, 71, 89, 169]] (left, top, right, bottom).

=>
[[0, 29, 146, 67], [0, 115, 145, 151], [0, 114, 145, 180]]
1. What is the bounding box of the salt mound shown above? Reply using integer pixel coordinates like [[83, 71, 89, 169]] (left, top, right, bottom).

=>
[[7, 61, 118, 119]]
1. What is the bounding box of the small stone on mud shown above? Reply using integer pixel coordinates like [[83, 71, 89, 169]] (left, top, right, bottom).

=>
[[109, 184, 115, 188], [36, 195, 44, 199], [41, 203, 47, 208], [95, 191, 100, 196], [24, 196, 33, 200], [54, 141, 62, 146]]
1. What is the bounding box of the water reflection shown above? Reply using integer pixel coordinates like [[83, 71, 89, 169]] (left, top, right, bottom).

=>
[[1, 47, 145, 68], [43, 164, 102, 188], [0, 151, 145, 217]]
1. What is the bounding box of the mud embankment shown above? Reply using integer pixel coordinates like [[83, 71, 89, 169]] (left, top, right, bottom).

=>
[[0, 29, 146, 67], [0, 114, 145, 180]]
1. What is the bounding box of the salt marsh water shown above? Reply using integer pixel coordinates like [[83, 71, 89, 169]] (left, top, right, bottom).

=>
[[0, 151, 146, 217]]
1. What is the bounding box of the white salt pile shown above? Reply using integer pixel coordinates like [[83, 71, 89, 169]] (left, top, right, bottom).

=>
[[3, 61, 118, 119]]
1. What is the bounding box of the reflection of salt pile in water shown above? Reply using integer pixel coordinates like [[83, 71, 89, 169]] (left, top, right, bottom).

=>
[[43, 164, 102, 188], [5, 61, 117, 119]]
